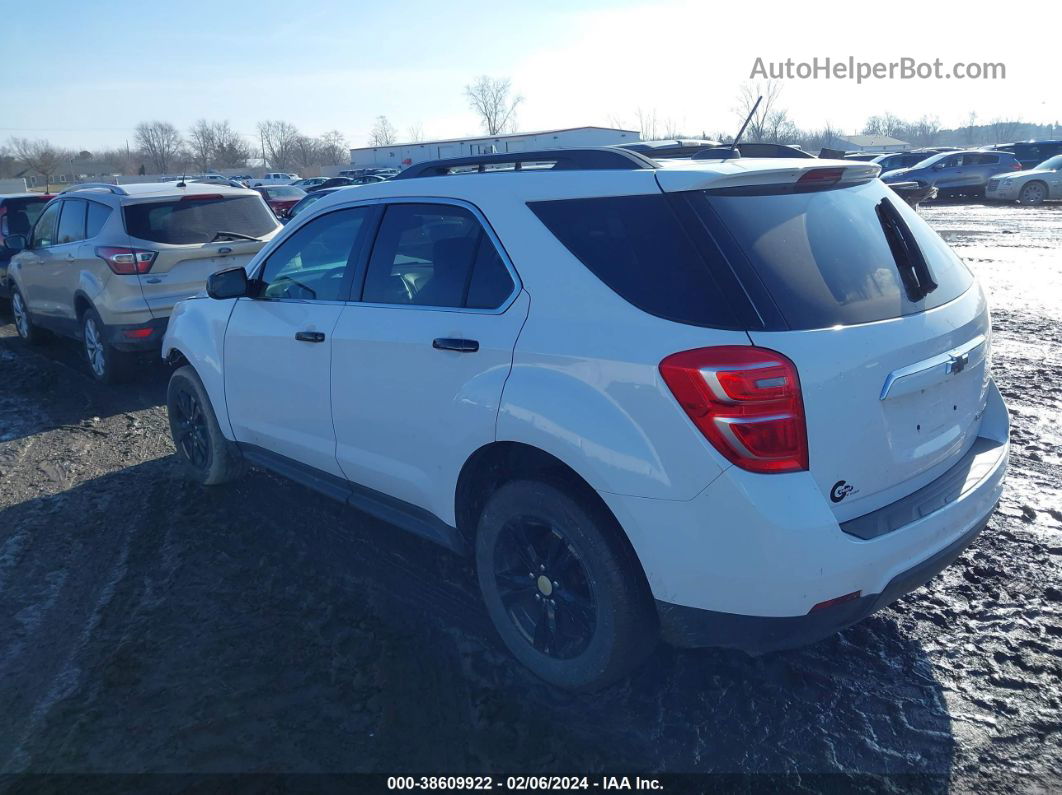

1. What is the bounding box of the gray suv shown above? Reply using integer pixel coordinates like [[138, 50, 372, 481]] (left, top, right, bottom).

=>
[[881, 150, 1022, 197], [6, 181, 280, 382]]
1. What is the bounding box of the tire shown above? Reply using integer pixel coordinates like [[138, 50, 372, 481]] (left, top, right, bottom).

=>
[[11, 287, 46, 344], [166, 365, 245, 486], [81, 307, 131, 384], [1019, 181, 1048, 206], [475, 479, 657, 691]]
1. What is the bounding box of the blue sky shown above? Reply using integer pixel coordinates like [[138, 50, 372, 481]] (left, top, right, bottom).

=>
[[3, 0, 1058, 151]]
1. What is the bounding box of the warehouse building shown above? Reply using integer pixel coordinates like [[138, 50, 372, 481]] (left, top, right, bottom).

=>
[[335, 126, 641, 173]]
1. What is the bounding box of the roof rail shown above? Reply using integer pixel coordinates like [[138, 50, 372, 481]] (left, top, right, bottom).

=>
[[392, 147, 658, 180], [62, 182, 129, 196]]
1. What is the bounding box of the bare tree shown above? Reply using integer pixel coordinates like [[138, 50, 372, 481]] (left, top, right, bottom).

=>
[[734, 80, 784, 142], [318, 130, 348, 165], [187, 120, 217, 171], [465, 76, 522, 136], [293, 136, 321, 169], [368, 116, 397, 147], [406, 123, 425, 143], [257, 120, 301, 171], [906, 115, 941, 147], [989, 117, 1023, 144], [9, 137, 67, 191], [862, 112, 904, 138], [635, 108, 659, 141], [211, 122, 251, 169], [135, 121, 183, 173]]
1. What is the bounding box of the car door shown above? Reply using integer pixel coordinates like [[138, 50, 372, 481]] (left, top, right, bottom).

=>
[[330, 200, 528, 522], [39, 198, 89, 324], [12, 200, 61, 316], [224, 206, 376, 475], [930, 154, 963, 188]]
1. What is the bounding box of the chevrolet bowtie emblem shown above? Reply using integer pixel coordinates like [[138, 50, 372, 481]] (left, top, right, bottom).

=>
[[947, 352, 969, 375]]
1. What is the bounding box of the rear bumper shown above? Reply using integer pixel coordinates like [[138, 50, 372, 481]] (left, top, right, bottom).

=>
[[656, 504, 993, 653], [102, 317, 169, 351], [599, 380, 1009, 643]]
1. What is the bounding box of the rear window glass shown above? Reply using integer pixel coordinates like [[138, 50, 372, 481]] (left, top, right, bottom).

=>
[[124, 196, 277, 244], [528, 195, 739, 328], [57, 199, 87, 244], [696, 180, 972, 329], [264, 186, 304, 198]]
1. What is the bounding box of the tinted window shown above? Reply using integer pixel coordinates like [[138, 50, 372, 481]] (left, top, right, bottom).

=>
[[529, 194, 739, 328], [31, 202, 61, 248], [85, 201, 112, 238], [124, 196, 277, 244], [1, 197, 50, 237], [698, 180, 973, 329], [57, 199, 87, 244], [362, 203, 510, 309], [259, 208, 369, 301]]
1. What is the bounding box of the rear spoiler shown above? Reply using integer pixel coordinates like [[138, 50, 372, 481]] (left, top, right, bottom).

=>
[[656, 161, 881, 194]]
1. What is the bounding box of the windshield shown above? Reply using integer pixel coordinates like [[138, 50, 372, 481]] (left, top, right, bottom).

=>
[[911, 152, 946, 169], [124, 195, 278, 244], [1035, 155, 1062, 170]]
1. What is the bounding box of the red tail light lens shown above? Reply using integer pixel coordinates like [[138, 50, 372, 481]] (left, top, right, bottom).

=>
[[659, 346, 809, 474], [796, 167, 845, 187], [95, 246, 157, 275], [1010, 162, 1022, 171]]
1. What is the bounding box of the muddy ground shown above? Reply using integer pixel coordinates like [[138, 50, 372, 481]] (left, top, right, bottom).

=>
[[0, 202, 1059, 790]]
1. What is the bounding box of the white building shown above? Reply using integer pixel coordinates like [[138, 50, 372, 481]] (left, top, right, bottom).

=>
[[335, 126, 641, 173], [828, 134, 911, 153]]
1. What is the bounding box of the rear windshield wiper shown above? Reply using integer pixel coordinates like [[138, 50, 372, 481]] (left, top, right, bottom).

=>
[[211, 230, 260, 242], [876, 197, 938, 301]]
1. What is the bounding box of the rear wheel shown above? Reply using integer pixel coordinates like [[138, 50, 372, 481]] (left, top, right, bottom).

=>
[[167, 365, 245, 486], [11, 288, 46, 344], [1019, 181, 1047, 206], [82, 308, 131, 383], [476, 480, 657, 691]]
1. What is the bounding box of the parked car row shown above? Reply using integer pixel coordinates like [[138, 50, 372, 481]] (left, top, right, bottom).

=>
[[0, 149, 1011, 691]]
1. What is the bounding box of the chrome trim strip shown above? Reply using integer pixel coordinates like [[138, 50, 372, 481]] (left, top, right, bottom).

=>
[[880, 334, 986, 400]]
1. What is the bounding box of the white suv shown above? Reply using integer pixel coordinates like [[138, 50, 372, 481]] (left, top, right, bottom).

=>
[[162, 148, 1009, 690]]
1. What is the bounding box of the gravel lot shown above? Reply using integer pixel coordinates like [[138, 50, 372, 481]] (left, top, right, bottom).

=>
[[0, 202, 1059, 789]]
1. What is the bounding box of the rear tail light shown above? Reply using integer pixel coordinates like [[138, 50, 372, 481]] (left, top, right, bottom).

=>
[[1009, 162, 1022, 171], [659, 346, 809, 474], [95, 246, 157, 275]]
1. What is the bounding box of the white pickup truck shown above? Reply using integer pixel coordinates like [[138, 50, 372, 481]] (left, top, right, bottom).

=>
[[252, 172, 300, 187]]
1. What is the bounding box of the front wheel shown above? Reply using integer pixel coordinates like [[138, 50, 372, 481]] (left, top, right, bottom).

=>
[[167, 366, 245, 486], [476, 480, 657, 690], [1019, 181, 1047, 206], [11, 288, 46, 344]]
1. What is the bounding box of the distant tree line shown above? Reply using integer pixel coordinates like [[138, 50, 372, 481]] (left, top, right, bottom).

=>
[[1, 76, 1054, 189]]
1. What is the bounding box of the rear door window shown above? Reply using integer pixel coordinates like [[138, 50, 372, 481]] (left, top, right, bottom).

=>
[[694, 179, 972, 329], [124, 195, 277, 244], [57, 199, 88, 244]]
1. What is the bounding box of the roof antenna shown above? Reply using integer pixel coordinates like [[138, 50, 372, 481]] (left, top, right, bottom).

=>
[[723, 95, 761, 162]]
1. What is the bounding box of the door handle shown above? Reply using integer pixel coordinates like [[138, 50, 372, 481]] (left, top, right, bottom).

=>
[[433, 337, 479, 353], [295, 331, 326, 343]]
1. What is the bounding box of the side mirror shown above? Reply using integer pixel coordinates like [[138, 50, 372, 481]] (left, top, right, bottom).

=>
[[4, 233, 27, 253], [932, 163, 946, 170], [207, 266, 249, 300]]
